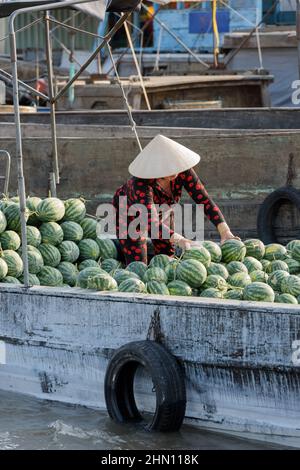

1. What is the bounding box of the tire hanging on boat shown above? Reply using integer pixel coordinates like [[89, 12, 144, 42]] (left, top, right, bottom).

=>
[[104, 340, 186, 432], [257, 186, 300, 244]]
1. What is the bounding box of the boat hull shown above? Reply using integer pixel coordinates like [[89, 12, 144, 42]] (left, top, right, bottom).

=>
[[0, 285, 299, 446]]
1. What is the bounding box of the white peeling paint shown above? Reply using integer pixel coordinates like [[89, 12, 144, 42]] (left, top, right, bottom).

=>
[[0, 284, 299, 446], [0, 341, 6, 365]]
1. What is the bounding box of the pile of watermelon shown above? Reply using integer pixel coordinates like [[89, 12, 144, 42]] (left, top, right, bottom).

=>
[[1, 196, 300, 305]]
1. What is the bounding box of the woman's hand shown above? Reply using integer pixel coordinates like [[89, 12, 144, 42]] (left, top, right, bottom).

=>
[[218, 223, 241, 245], [171, 233, 192, 251]]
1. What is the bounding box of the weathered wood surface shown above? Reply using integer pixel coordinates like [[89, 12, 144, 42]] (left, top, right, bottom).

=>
[[0, 285, 299, 445], [55, 76, 271, 110], [1, 108, 300, 129], [223, 31, 298, 50], [1, 128, 299, 199], [1, 125, 300, 240]]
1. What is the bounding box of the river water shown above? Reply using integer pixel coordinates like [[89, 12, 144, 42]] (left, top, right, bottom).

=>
[[0, 390, 287, 450]]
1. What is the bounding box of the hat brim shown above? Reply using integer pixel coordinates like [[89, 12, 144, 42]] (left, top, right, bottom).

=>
[[128, 135, 201, 179]]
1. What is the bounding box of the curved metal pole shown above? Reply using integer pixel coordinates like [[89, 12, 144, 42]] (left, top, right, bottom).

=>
[[0, 150, 11, 197], [44, 11, 59, 189], [9, 15, 29, 287]]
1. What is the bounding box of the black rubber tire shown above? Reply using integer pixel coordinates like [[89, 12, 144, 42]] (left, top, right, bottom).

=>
[[257, 187, 300, 244], [104, 340, 186, 432]]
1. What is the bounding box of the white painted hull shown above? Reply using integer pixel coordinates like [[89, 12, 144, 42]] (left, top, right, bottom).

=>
[[0, 285, 299, 447]]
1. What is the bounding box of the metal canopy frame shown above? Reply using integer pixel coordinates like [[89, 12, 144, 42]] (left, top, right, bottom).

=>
[[1, 0, 135, 287]]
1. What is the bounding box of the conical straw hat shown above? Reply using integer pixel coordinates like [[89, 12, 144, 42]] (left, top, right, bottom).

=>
[[128, 134, 200, 179]]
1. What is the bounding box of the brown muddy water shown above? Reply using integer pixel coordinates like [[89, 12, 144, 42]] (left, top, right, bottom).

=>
[[0, 390, 290, 450]]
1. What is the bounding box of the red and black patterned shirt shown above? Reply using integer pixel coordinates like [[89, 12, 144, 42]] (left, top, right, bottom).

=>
[[112, 168, 225, 241]]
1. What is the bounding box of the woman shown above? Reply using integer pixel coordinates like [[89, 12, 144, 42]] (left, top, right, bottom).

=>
[[113, 135, 239, 265]]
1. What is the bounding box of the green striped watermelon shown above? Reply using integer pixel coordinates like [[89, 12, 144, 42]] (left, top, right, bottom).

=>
[[291, 242, 300, 263], [26, 197, 42, 226], [266, 260, 289, 274], [18, 273, 40, 286], [281, 275, 300, 297], [207, 262, 229, 280], [165, 259, 179, 282], [268, 270, 289, 292], [287, 240, 300, 254], [243, 282, 275, 302], [40, 222, 64, 246], [149, 254, 171, 270], [177, 259, 207, 288], [226, 261, 248, 276], [26, 226, 42, 247], [250, 270, 268, 283], [1, 250, 23, 277], [78, 259, 100, 271], [60, 221, 83, 242], [38, 266, 63, 287], [80, 218, 97, 240], [200, 288, 223, 299], [0, 231, 21, 251], [261, 259, 271, 272], [146, 280, 169, 295], [126, 261, 148, 279], [118, 278, 146, 293], [57, 262, 79, 287], [96, 238, 118, 260], [63, 198, 86, 223], [228, 272, 251, 289], [37, 198, 65, 223], [1, 276, 21, 284], [101, 258, 121, 274], [167, 280, 192, 297], [275, 293, 298, 305], [87, 273, 117, 291], [144, 267, 167, 284], [27, 249, 44, 274], [58, 241, 80, 263], [264, 243, 287, 261], [244, 239, 265, 260], [243, 257, 263, 273], [202, 274, 227, 293], [0, 211, 7, 234], [221, 239, 246, 263], [182, 246, 211, 268], [38, 243, 61, 267], [224, 289, 244, 300], [114, 269, 140, 285], [202, 241, 222, 263], [78, 239, 100, 261], [285, 258, 300, 275], [77, 266, 104, 288], [0, 258, 8, 280], [4, 203, 29, 232]]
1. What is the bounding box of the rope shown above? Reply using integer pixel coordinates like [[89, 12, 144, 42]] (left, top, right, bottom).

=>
[[212, 0, 220, 67], [122, 17, 151, 111], [107, 41, 142, 152]]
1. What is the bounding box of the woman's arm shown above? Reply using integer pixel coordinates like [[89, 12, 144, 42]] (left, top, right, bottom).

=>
[[180, 168, 225, 226], [181, 169, 240, 243]]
